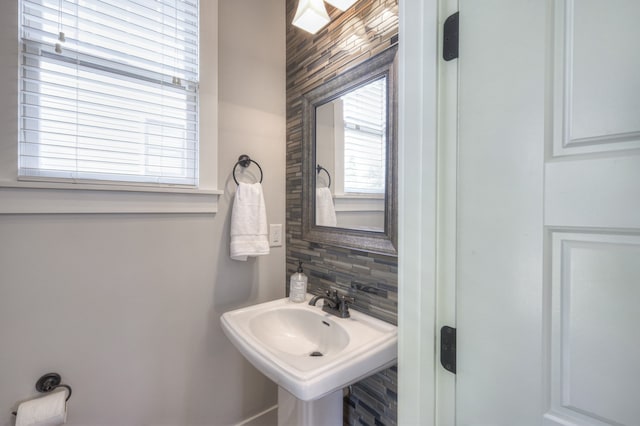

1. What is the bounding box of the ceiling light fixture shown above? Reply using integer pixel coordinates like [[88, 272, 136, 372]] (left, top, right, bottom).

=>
[[323, 0, 358, 11], [292, 0, 331, 34]]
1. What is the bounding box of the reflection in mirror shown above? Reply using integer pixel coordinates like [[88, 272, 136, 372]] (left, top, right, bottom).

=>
[[302, 45, 397, 256], [315, 77, 386, 231]]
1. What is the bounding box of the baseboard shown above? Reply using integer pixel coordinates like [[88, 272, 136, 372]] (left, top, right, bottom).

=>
[[235, 405, 278, 426]]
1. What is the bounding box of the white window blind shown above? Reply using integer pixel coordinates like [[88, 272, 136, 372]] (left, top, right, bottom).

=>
[[19, 0, 199, 186], [341, 77, 386, 194]]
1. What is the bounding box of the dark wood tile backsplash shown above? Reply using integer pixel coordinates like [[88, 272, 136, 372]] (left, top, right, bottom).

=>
[[285, 0, 399, 424]]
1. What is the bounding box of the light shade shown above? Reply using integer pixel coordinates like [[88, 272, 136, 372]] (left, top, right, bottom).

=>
[[292, 0, 330, 34], [324, 0, 358, 11]]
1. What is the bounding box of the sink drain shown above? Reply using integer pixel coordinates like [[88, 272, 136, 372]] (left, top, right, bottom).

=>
[[309, 351, 323, 357]]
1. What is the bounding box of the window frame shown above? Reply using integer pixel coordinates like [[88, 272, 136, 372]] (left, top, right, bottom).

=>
[[0, 0, 220, 214]]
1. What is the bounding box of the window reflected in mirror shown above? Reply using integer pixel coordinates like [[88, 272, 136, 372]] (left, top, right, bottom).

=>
[[315, 76, 387, 232]]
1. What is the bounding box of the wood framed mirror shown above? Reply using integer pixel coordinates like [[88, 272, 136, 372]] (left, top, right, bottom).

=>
[[301, 46, 397, 256]]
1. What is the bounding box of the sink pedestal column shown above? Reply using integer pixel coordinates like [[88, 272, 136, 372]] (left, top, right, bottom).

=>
[[277, 387, 342, 426]]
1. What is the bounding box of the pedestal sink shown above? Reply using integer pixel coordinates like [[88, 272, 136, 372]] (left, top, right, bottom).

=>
[[220, 295, 397, 426]]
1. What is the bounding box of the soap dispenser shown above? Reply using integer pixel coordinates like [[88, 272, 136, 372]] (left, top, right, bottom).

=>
[[289, 261, 308, 303]]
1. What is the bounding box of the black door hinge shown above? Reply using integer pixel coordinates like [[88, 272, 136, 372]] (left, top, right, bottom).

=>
[[443, 12, 459, 61], [440, 326, 456, 374]]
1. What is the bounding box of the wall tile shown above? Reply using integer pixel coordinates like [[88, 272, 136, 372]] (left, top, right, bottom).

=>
[[285, 0, 398, 424]]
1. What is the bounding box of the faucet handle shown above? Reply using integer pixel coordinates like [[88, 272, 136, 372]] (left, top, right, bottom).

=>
[[340, 295, 355, 304], [337, 294, 355, 318]]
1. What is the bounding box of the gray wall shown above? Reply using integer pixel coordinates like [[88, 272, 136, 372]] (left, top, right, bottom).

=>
[[0, 1, 285, 425]]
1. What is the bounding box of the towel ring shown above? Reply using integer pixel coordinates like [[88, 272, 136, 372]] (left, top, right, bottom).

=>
[[316, 164, 331, 188], [232, 155, 263, 185]]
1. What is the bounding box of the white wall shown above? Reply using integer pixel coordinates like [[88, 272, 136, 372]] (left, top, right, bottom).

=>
[[0, 1, 285, 425]]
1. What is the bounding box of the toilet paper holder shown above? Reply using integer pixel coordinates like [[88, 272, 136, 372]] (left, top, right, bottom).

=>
[[11, 373, 72, 416], [34, 373, 72, 401]]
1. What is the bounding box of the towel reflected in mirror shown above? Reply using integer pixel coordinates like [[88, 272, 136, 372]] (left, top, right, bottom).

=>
[[315, 187, 337, 227]]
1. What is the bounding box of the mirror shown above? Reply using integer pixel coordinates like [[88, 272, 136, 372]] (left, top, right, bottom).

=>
[[302, 46, 397, 255], [315, 77, 386, 232]]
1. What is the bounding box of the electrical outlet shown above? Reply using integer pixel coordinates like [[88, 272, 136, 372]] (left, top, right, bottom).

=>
[[269, 224, 283, 247]]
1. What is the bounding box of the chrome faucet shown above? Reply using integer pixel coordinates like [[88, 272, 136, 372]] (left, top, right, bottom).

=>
[[309, 289, 355, 318]]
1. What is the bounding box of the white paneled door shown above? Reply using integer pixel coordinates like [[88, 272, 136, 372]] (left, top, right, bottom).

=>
[[456, 0, 640, 425]]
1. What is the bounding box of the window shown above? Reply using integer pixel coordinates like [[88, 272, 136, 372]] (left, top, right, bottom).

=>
[[340, 77, 386, 194], [19, 0, 199, 186]]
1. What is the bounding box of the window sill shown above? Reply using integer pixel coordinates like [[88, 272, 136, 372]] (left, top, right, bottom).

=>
[[333, 194, 384, 200], [0, 180, 222, 214], [333, 194, 385, 213]]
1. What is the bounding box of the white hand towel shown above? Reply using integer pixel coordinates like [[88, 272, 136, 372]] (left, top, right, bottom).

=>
[[230, 182, 270, 261], [315, 187, 337, 227]]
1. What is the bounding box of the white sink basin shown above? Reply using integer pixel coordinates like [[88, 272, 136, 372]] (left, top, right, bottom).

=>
[[220, 295, 397, 401]]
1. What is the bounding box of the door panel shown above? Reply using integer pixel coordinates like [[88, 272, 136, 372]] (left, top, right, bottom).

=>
[[565, 0, 640, 145], [457, 0, 640, 425], [547, 233, 640, 426]]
